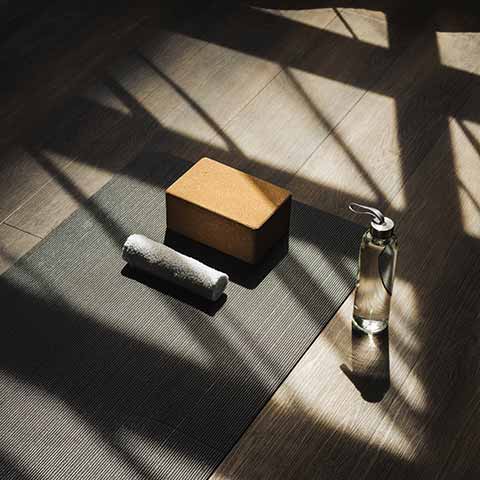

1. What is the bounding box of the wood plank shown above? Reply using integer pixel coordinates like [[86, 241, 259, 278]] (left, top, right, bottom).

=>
[[134, 5, 337, 160], [0, 7, 151, 148], [0, 2, 212, 150], [0, 224, 40, 275], [352, 88, 480, 480], [289, 14, 480, 221], [437, 392, 480, 480], [0, 4, 236, 235], [104, 3, 223, 113], [0, 5, 207, 225], [337, 1, 425, 24], [172, 5, 389, 88], [203, 9, 411, 185], [212, 14, 480, 480], [4, 122, 156, 238], [0, 146, 52, 222], [6, 6, 337, 238], [0, 81, 160, 236], [0, 7, 216, 235]]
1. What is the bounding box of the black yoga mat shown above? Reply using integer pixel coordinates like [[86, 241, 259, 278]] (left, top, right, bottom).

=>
[[0, 155, 363, 479]]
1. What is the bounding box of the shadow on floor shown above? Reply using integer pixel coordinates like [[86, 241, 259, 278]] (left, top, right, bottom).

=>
[[341, 328, 390, 403], [1, 0, 480, 477]]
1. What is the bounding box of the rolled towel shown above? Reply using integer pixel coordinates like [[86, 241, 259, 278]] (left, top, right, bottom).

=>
[[122, 234, 228, 301]]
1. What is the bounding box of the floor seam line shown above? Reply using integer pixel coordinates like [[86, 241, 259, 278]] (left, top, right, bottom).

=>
[[287, 82, 371, 184], [285, 22, 422, 186], [2, 222, 43, 239], [205, 9, 340, 140]]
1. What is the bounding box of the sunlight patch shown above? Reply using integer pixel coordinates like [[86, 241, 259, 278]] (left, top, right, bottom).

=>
[[83, 83, 131, 116], [251, 6, 335, 30], [436, 31, 480, 76], [451, 118, 480, 239], [327, 9, 390, 49]]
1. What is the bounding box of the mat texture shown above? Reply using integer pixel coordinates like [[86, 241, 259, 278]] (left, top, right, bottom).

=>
[[0, 155, 363, 479]]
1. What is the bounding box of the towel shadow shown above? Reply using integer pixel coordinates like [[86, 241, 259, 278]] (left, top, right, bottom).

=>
[[340, 327, 390, 403], [164, 230, 289, 289], [121, 264, 227, 317]]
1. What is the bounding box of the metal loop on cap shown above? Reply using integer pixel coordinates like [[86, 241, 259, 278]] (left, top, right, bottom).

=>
[[348, 202, 385, 224]]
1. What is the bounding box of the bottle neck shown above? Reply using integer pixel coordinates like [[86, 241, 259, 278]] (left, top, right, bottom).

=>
[[366, 229, 395, 246]]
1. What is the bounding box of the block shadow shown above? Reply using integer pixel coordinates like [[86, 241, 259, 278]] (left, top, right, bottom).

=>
[[164, 229, 289, 289]]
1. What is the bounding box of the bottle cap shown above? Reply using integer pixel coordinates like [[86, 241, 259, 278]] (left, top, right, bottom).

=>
[[348, 203, 394, 239], [370, 216, 394, 239]]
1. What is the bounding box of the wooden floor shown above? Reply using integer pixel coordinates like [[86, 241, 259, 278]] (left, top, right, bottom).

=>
[[1, 1, 479, 478]]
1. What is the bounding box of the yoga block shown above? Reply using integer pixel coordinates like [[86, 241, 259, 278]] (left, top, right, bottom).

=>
[[166, 158, 292, 264]]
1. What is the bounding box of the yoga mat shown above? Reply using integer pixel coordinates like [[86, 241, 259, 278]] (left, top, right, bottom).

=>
[[0, 155, 364, 479]]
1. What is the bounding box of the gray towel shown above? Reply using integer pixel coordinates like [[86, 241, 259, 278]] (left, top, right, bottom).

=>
[[122, 234, 228, 301]]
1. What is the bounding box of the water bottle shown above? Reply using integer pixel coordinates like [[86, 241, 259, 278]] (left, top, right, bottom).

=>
[[349, 203, 398, 334]]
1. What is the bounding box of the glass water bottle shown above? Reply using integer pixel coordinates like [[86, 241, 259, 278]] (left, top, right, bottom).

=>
[[349, 203, 398, 335]]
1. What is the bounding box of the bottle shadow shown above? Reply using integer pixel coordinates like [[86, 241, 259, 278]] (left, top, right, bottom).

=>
[[341, 327, 390, 403]]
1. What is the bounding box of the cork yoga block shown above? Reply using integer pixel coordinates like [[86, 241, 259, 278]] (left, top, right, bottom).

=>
[[166, 158, 292, 264]]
